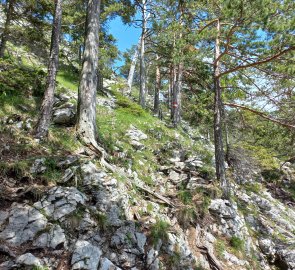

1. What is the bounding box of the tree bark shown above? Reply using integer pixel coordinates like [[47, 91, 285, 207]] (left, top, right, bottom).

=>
[[76, 0, 101, 147], [127, 40, 140, 95], [0, 0, 15, 58], [172, 63, 183, 127], [97, 69, 103, 93], [168, 65, 173, 109], [34, 0, 62, 138], [171, 2, 184, 127], [153, 56, 161, 115], [139, 0, 147, 108], [213, 19, 230, 199]]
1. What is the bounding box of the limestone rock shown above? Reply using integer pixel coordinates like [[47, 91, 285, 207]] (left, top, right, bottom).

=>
[[30, 158, 46, 174], [34, 224, 66, 249], [53, 106, 76, 125], [16, 253, 42, 267], [126, 125, 148, 141], [99, 257, 122, 270], [0, 203, 47, 245], [71, 240, 102, 270], [34, 186, 87, 221]]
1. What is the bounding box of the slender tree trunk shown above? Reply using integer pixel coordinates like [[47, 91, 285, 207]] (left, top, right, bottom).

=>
[[170, 65, 176, 119], [139, 0, 147, 108], [34, 0, 62, 138], [172, 63, 183, 127], [76, 0, 101, 148], [127, 40, 140, 95], [168, 65, 172, 109], [97, 69, 103, 93], [213, 19, 230, 199], [0, 0, 15, 58], [78, 44, 83, 64], [153, 56, 161, 115], [171, 3, 184, 127]]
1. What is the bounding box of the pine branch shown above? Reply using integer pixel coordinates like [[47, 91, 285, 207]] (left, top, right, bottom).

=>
[[224, 102, 295, 129], [219, 46, 295, 78]]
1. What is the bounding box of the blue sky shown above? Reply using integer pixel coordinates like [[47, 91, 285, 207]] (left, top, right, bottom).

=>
[[108, 17, 141, 68]]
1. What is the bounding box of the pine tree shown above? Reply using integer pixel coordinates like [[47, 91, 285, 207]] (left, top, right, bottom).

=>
[[34, 0, 63, 138], [0, 0, 15, 58], [76, 0, 101, 149]]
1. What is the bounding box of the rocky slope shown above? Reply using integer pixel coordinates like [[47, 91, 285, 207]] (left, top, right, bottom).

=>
[[1, 83, 295, 270]]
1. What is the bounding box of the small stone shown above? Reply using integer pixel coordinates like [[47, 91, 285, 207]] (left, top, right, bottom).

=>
[[130, 140, 145, 150], [30, 158, 47, 174], [168, 170, 180, 184], [16, 253, 42, 267], [99, 257, 122, 270]]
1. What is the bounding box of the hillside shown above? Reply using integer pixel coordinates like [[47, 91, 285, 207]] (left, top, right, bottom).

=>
[[0, 45, 295, 270]]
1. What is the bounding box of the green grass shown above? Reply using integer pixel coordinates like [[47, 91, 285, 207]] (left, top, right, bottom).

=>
[[244, 182, 262, 194], [0, 160, 31, 178], [45, 127, 80, 153], [230, 236, 244, 251], [150, 219, 170, 246], [56, 68, 79, 92], [178, 190, 193, 205], [215, 239, 226, 259]]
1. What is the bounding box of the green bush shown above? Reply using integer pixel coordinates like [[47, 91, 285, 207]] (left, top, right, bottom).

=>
[[113, 91, 146, 116], [150, 219, 170, 245], [178, 190, 193, 204], [261, 169, 282, 182], [230, 236, 244, 251], [244, 183, 261, 194], [0, 58, 46, 97]]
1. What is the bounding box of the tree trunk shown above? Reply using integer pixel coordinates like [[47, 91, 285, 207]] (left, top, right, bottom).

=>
[[76, 0, 101, 147], [213, 19, 230, 199], [170, 65, 176, 119], [171, 3, 183, 127], [34, 0, 62, 138], [153, 57, 161, 115], [168, 65, 172, 109], [139, 0, 147, 108], [0, 0, 15, 58], [97, 69, 103, 93], [172, 63, 183, 127], [127, 40, 140, 95]]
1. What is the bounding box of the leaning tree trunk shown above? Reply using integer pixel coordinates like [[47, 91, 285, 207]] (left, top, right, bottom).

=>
[[153, 57, 161, 115], [127, 40, 140, 95], [34, 0, 62, 138], [213, 19, 230, 199], [76, 0, 101, 148], [139, 0, 147, 108], [0, 0, 15, 58]]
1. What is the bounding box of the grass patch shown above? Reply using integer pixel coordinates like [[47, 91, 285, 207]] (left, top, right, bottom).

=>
[[150, 219, 170, 246], [244, 182, 262, 194], [56, 68, 79, 92], [229, 236, 244, 251], [0, 160, 31, 179], [215, 239, 226, 259], [46, 127, 80, 153], [178, 190, 193, 205]]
